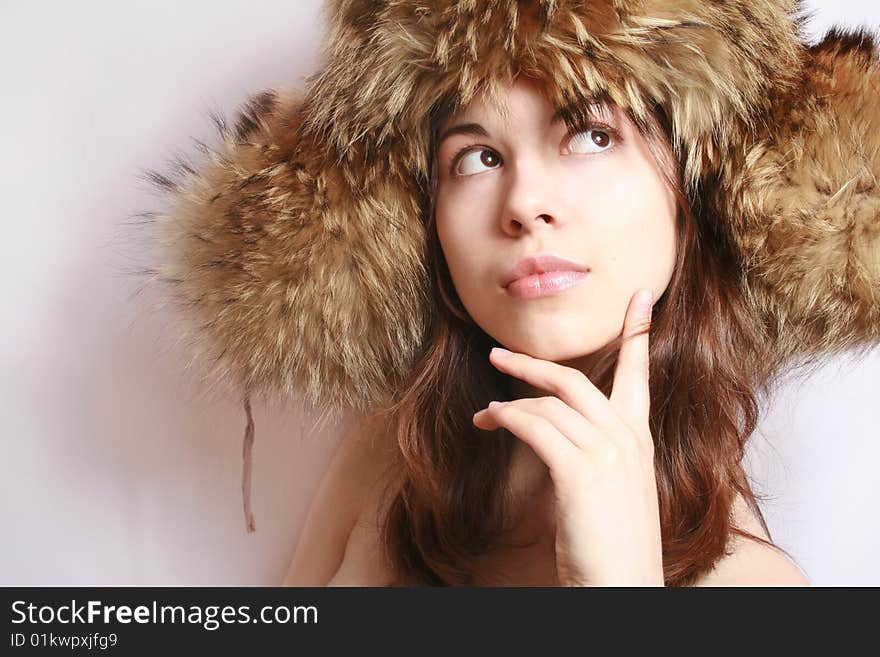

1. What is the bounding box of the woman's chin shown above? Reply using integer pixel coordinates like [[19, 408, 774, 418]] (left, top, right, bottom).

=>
[[493, 333, 616, 364]]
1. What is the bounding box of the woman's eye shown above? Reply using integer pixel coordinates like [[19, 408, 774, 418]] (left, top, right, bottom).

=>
[[455, 148, 501, 176], [567, 128, 616, 154], [450, 127, 617, 177]]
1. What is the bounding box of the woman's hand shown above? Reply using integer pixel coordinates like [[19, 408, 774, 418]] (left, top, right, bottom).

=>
[[473, 289, 664, 587]]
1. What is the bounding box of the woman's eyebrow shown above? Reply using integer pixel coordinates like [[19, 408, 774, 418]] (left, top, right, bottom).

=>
[[437, 108, 575, 146], [437, 122, 489, 145]]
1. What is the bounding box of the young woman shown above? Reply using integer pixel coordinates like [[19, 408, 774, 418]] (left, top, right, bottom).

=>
[[282, 75, 809, 587], [135, 1, 880, 586]]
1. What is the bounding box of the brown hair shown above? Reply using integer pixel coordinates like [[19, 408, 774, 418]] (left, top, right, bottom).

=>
[[371, 81, 796, 586]]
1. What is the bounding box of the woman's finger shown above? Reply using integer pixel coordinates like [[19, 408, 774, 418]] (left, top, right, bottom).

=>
[[609, 288, 653, 436], [475, 396, 602, 451], [488, 349, 618, 432], [473, 401, 579, 475]]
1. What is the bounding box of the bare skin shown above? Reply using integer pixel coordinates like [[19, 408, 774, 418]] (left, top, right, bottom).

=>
[[283, 383, 809, 587], [326, 426, 563, 586], [309, 423, 807, 587]]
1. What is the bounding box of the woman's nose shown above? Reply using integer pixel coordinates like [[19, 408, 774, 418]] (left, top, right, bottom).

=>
[[499, 159, 562, 236]]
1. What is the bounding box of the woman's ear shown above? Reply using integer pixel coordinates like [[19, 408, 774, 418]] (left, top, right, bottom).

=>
[[125, 87, 431, 412], [729, 26, 880, 371]]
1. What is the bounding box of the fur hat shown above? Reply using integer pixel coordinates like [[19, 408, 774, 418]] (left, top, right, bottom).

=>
[[129, 0, 880, 531]]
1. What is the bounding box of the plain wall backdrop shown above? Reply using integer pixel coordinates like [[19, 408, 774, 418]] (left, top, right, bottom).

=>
[[1, 0, 878, 586]]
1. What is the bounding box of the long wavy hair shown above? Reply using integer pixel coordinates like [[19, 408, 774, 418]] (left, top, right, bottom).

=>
[[370, 83, 794, 587]]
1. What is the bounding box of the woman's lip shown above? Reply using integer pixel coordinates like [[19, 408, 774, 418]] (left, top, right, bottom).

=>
[[505, 271, 588, 299]]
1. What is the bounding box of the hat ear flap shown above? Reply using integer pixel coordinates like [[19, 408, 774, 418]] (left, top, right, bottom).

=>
[[731, 26, 880, 373], [133, 88, 430, 414]]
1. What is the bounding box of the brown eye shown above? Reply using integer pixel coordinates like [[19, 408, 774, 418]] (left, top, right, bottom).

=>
[[480, 151, 499, 167], [567, 128, 616, 154], [456, 148, 502, 176], [591, 131, 610, 147]]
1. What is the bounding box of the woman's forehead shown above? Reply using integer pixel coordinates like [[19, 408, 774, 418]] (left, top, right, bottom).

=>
[[447, 76, 622, 120], [438, 90, 625, 134]]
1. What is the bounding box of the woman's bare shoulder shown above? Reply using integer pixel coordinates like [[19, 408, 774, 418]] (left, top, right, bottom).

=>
[[282, 410, 402, 586], [693, 493, 811, 587]]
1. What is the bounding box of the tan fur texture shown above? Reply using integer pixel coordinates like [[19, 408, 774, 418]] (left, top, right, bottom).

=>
[[729, 27, 880, 370], [132, 1, 880, 413]]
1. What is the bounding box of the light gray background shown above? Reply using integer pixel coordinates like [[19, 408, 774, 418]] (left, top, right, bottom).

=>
[[1, 0, 877, 586]]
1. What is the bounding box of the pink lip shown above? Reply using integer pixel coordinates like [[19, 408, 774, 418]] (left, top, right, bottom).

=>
[[506, 270, 589, 299], [502, 253, 590, 299]]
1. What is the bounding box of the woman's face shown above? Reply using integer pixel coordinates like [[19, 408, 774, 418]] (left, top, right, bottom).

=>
[[434, 77, 678, 367]]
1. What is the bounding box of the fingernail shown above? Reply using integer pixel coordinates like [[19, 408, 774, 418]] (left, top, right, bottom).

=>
[[491, 347, 512, 360], [488, 401, 507, 409], [637, 289, 653, 312]]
